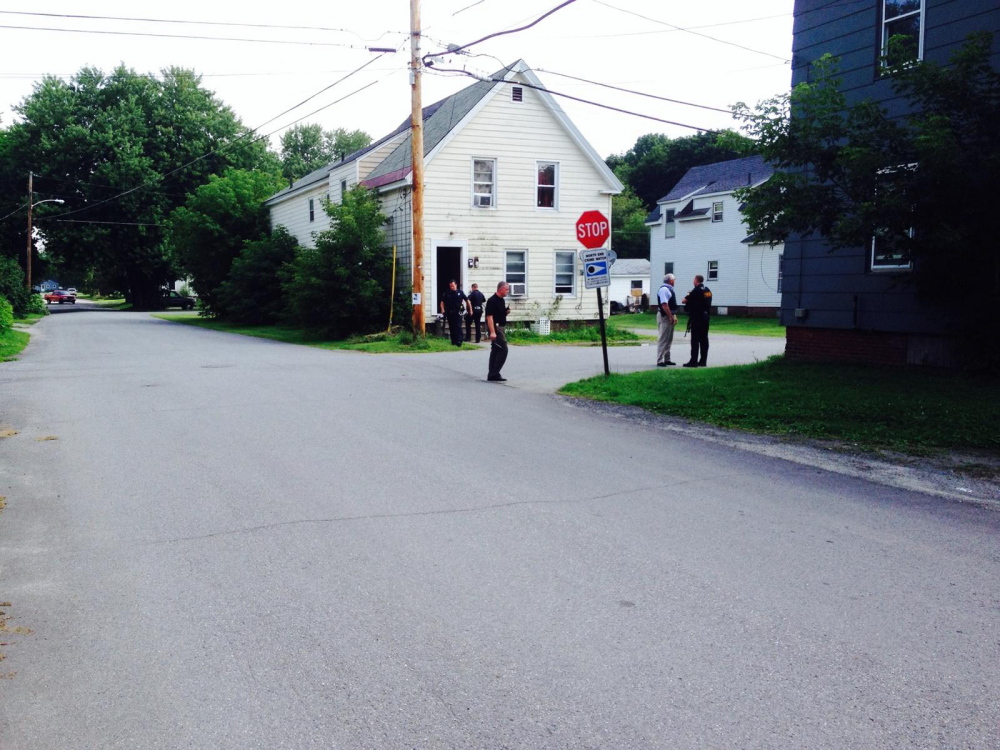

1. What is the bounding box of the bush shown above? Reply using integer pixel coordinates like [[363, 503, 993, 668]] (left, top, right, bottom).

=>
[[0, 297, 13, 334], [283, 187, 393, 339], [23, 293, 47, 316], [217, 228, 299, 325], [0, 257, 31, 316]]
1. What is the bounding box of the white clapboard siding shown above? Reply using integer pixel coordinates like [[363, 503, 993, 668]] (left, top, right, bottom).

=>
[[269, 181, 333, 249], [420, 74, 612, 321]]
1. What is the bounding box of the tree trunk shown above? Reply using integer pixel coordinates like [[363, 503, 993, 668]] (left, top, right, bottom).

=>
[[125, 264, 162, 311]]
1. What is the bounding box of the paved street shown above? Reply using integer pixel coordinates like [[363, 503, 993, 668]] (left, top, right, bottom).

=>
[[1, 310, 998, 749]]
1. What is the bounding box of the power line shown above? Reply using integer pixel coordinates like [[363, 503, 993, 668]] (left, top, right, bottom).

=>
[[426, 66, 713, 131], [590, 0, 790, 62], [0, 67, 402, 80], [0, 10, 404, 41], [561, 11, 790, 38], [0, 23, 384, 50], [48, 219, 165, 227], [424, 0, 579, 60], [452, 0, 488, 16], [534, 68, 732, 114]]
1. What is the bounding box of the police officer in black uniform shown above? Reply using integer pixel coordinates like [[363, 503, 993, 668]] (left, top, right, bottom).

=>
[[682, 274, 713, 367], [466, 283, 486, 343], [440, 279, 471, 347]]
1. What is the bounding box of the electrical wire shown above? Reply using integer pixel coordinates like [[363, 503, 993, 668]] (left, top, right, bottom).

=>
[[425, 66, 713, 131], [424, 0, 578, 60], [590, 0, 790, 62], [533, 68, 732, 114], [452, 0, 488, 16], [0, 23, 381, 50], [0, 10, 404, 42], [566, 11, 791, 38]]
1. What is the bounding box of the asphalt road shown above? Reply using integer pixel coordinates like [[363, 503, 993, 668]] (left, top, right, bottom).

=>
[[1, 310, 998, 749]]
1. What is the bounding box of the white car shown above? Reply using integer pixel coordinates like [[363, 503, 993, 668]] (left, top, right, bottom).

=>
[[67, 287, 77, 294]]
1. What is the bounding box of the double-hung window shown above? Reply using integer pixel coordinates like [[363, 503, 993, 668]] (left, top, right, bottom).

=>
[[777, 254, 784, 293], [707, 260, 719, 281], [473, 159, 496, 208], [712, 201, 724, 222], [554, 251, 575, 296], [340, 180, 348, 203], [536, 161, 558, 209], [308, 198, 315, 222], [881, 0, 924, 64], [505, 250, 527, 296], [871, 163, 915, 271], [664, 208, 676, 238]]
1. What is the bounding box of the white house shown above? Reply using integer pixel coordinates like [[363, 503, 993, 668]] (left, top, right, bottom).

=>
[[646, 155, 782, 316], [607, 258, 650, 313], [266, 61, 624, 325]]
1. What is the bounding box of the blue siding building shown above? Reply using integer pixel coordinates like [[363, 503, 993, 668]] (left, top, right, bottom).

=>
[[784, 1, 1000, 365]]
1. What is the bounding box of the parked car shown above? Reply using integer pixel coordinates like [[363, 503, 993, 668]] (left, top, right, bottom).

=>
[[67, 287, 78, 294], [44, 289, 76, 305], [162, 290, 196, 310]]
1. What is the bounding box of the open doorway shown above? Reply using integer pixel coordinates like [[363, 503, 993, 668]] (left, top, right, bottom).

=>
[[435, 246, 463, 312]]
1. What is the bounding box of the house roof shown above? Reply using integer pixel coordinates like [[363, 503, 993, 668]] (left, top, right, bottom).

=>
[[675, 200, 710, 219], [644, 205, 661, 224], [609, 259, 650, 276], [658, 155, 773, 203]]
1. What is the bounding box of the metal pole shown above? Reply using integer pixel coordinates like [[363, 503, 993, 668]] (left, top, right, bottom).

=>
[[25, 171, 33, 290], [410, 0, 425, 336], [596, 287, 610, 376]]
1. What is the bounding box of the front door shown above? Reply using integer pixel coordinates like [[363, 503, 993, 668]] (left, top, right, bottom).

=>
[[435, 246, 463, 313]]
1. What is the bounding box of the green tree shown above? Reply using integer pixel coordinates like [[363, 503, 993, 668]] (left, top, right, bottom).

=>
[[607, 130, 757, 210], [166, 168, 285, 316], [217, 228, 300, 325], [283, 186, 391, 338], [279, 123, 371, 183], [732, 33, 1000, 363], [610, 188, 650, 259], [5, 66, 276, 309]]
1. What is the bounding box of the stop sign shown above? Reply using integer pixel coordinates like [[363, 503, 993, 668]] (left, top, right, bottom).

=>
[[576, 210, 610, 249]]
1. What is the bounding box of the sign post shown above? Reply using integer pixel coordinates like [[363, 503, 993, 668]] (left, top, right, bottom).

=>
[[576, 211, 612, 376]]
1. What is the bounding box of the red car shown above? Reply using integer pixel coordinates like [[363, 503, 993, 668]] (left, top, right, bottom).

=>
[[44, 289, 77, 305]]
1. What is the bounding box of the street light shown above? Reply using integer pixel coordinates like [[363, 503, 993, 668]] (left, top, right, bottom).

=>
[[25, 196, 64, 291]]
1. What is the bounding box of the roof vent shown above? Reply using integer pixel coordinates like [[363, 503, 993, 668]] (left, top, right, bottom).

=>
[[511, 85, 523, 102]]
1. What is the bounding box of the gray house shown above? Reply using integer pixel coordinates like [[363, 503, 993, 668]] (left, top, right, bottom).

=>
[[783, 1, 999, 365]]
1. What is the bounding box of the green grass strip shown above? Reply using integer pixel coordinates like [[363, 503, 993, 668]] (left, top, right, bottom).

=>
[[153, 314, 461, 353], [560, 355, 1000, 454], [0, 328, 30, 361], [506, 324, 643, 345], [609, 312, 784, 337]]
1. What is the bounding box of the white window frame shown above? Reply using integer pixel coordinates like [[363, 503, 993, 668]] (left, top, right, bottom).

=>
[[536, 161, 559, 210], [340, 180, 348, 203], [664, 262, 674, 276], [308, 197, 315, 222], [505, 249, 528, 296], [777, 254, 784, 293], [871, 163, 916, 272], [471, 158, 496, 209], [554, 250, 576, 297], [664, 208, 676, 238], [881, 0, 925, 64], [707, 260, 719, 281], [712, 201, 724, 222]]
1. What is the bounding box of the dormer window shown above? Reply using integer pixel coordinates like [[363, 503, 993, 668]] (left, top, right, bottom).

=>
[[511, 85, 523, 102]]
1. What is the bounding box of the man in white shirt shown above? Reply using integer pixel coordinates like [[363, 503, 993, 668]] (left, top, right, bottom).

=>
[[656, 274, 678, 367]]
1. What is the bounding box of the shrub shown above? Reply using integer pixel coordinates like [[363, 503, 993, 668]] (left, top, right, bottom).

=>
[[217, 228, 299, 325], [24, 293, 47, 316], [0, 257, 31, 316], [0, 297, 13, 334], [283, 187, 393, 339]]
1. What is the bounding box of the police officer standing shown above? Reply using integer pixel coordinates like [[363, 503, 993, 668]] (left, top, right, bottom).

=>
[[466, 283, 486, 343], [682, 274, 713, 367], [440, 279, 471, 347]]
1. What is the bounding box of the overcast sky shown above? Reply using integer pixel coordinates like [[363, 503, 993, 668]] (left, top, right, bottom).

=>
[[0, 0, 794, 160]]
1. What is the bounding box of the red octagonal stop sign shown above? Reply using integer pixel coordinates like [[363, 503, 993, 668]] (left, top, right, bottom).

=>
[[576, 210, 610, 249]]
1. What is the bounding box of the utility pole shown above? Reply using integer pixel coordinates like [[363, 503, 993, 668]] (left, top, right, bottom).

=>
[[410, 0, 425, 335], [25, 171, 33, 290]]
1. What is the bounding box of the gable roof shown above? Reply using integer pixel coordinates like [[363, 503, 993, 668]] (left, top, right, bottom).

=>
[[609, 258, 650, 276], [658, 155, 772, 204]]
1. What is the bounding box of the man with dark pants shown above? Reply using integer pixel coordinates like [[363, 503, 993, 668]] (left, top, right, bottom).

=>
[[466, 282, 486, 343], [682, 274, 713, 367], [656, 273, 678, 367], [486, 281, 510, 381], [439, 279, 470, 347]]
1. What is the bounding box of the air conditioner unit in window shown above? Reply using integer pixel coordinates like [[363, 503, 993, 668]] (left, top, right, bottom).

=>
[[474, 195, 492, 207], [509, 283, 527, 297]]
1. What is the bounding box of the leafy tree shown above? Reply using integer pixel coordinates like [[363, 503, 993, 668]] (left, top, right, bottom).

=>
[[0, 257, 31, 316], [217, 228, 300, 325], [283, 186, 391, 339], [732, 33, 1000, 363], [166, 168, 285, 316], [607, 130, 757, 210], [279, 123, 371, 183], [610, 188, 650, 259], [4, 66, 277, 309]]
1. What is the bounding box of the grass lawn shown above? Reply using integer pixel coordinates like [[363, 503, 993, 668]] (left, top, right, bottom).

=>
[[560, 355, 1000, 454], [609, 312, 784, 337], [153, 314, 461, 353], [0, 328, 30, 361], [14, 313, 46, 325], [506, 323, 643, 346], [89, 298, 132, 310]]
